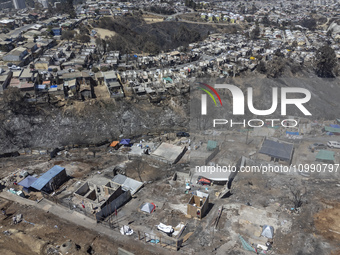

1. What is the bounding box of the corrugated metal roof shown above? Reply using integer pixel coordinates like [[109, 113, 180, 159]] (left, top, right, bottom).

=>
[[18, 176, 38, 189], [324, 126, 340, 133], [30, 165, 65, 191], [112, 174, 143, 195], [316, 150, 334, 161], [259, 139, 294, 161], [207, 140, 218, 151]]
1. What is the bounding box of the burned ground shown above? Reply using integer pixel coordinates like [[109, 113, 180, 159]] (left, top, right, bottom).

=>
[[92, 16, 239, 53], [0, 93, 189, 154]]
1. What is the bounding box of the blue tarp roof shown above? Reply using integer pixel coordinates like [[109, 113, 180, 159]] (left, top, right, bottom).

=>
[[18, 176, 38, 189], [120, 139, 131, 145], [286, 131, 299, 136], [30, 165, 65, 191], [37, 85, 46, 90]]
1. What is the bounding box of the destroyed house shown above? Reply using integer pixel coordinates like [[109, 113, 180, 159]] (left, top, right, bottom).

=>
[[74, 180, 131, 221], [151, 142, 187, 164], [187, 191, 209, 219]]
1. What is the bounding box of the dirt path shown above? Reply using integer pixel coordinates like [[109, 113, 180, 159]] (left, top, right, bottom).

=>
[[93, 28, 116, 38], [0, 191, 177, 255]]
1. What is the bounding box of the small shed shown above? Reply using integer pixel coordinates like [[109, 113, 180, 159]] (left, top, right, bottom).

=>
[[187, 192, 209, 219], [316, 150, 335, 163], [18, 176, 38, 193], [207, 140, 218, 151]]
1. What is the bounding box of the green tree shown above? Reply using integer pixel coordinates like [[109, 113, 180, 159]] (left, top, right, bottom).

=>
[[250, 25, 260, 40], [79, 25, 90, 35], [315, 44, 337, 78], [327, 29, 333, 37], [256, 61, 266, 74], [143, 41, 160, 55], [292, 40, 298, 49], [101, 66, 110, 72], [61, 30, 75, 42], [264, 40, 270, 49], [301, 18, 317, 31], [77, 34, 91, 45], [3, 87, 30, 115], [92, 67, 100, 73], [66, 0, 76, 18]]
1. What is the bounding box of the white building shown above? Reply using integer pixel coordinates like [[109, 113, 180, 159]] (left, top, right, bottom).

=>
[[38, 0, 49, 8], [12, 0, 26, 9]]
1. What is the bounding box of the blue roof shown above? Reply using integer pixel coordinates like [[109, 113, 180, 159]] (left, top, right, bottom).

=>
[[120, 139, 131, 145], [30, 165, 65, 191], [18, 176, 38, 189]]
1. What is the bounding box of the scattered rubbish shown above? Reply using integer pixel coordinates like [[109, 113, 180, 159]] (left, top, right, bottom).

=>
[[157, 223, 174, 235], [3, 230, 11, 236], [8, 188, 25, 197], [54, 225, 58, 229], [46, 247, 59, 255], [16, 214, 22, 223], [23, 219, 35, 225], [257, 244, 268, 251], [182, 232, 194, 243], [212, 207, 223, 228], [239, 235, 267, 254], [150, 239, 160, 244], [120, 225, 133, 235], [172, 223, 186, 238]]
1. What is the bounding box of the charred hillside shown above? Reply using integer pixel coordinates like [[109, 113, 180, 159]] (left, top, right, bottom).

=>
[[0, 94, 189, 154], [92, 16, 230, 53]]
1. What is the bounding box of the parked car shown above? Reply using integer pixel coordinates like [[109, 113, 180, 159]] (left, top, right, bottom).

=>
[[176, 132, 190, 137], [309, 143, 327, 151], [327, 141, 340, 149], [9, 65, 21, 70]]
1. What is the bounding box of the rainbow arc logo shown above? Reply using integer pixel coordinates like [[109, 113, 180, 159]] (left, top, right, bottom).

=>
[[198, 83, 222, 115]]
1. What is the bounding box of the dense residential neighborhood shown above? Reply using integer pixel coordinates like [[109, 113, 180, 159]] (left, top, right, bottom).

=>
[[0, 0, 340, 102]]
